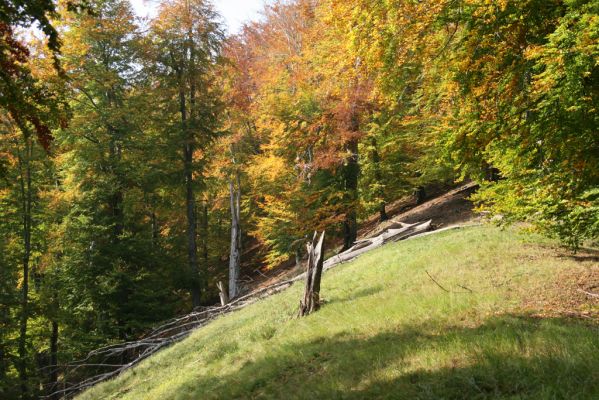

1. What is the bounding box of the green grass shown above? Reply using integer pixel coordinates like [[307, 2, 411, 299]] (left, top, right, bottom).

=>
[[78, 226, 599, 399]]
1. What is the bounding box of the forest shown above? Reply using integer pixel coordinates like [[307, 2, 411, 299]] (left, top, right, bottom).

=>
[[0, 0, 597, 398]]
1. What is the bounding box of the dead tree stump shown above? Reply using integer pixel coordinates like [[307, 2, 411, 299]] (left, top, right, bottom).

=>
[[298, 231, 325, 317], [217, 281, 229, 306]]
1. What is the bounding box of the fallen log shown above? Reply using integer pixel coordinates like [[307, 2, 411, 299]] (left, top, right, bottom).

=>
[[323, 220, 432, 268]]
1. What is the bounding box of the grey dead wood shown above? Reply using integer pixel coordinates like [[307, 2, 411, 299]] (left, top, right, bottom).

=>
[[298, 232, 326, 317], [228, 178, 242, 299], [217, 281, 229, 306]]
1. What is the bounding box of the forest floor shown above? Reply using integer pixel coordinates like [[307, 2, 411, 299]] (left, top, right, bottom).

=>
[[77, 225, 599, 400]]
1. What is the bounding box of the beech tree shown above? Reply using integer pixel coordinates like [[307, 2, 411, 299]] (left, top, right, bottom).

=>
[[149, 0, 223, 307]]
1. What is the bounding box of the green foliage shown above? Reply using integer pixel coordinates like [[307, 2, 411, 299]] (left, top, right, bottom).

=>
[[0, 113, 58, 398], [339, 0, 598, 246], [443, 0, 599, 247], [1, 0, 597, 397], [0, 0, 72, 150], [54, 0, 178, 341]]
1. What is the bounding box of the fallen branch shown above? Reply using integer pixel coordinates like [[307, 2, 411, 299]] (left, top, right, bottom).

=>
[[43, 282, 294, 399], [457, 284, 474, 293], [425, 270, 473, 294], [425, 270, 450, 292], [577, 289, 599, 299]]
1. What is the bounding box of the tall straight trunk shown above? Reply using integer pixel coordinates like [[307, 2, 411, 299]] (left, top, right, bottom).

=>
[[17, 136, 32, 399], [110, 189, 124, 240], [184, 24, 202, 307], [370, 137, 388, 222], [342, 141, 359, 250], [171, 33, 201, 309], [106, 95, 127, 338], [109, 141, 123, 241], [181, 85, 200, 308], [105, 83, 124, 242], [0, 346, 5, 391], [202, 201, 208, 262], [342, 113, 360, 250], [48, 321, 58, 400], [228, 177, 241, 299], [151, 210, 158, 247]]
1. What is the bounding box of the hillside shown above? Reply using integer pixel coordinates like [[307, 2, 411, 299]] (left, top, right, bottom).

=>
[[240, 183, 480, 291], [78, 225, 599, 400]]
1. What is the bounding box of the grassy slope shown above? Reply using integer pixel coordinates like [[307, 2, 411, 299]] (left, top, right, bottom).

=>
[[79, 226, 599, 400]]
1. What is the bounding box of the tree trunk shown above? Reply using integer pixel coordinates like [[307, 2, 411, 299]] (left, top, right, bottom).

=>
[[176, 58, 201, 308], [110, 189, 124, 240], [343, 137, 359, 250], [217, 281, 229, 306], [184, 129, 200, 308], [151, 210, 158, 247], [414, 186, 426, 205], [228, 178, 241, 299], [48, 321, 59, 400], [298, 232, 325, 317], [17, 136, 32, 399], [0, 347, 5, 393], [379, 202, 389, 222], [370, 137, 388, 222], [202, 201, 208, 262], [106, 85, 124, 243]]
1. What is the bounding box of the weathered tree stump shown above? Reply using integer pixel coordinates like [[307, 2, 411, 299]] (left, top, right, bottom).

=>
[[414, 186, 426, 205], [217, 281, 229, 306], [298, 231, 325, 317]]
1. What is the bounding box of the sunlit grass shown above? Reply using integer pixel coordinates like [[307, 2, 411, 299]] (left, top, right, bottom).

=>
[[78, 225, 599, 400]]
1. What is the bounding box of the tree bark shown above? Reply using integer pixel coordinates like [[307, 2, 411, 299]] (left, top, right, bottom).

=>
[[151, 210, 158, 247], [17, 136, 32, 399], [184, 119, 200, 308], [414, 186, 426, 205], [299, 232, 325, 317], [107, 127, 123, 241], [110, 189, 124, 240], [188, 22, 203, 303], [48, 321, 59, 400], [105, 75, 124, 243], [378, 202, 389, 223], [370, 137, 388, 222], [228, 178, 241, 299], [174, 48, 201, 308], [343, 137, 359, 250], [342, 104, 360, 250], [217, 281, 229, 306], [202, 201, 208, 262]]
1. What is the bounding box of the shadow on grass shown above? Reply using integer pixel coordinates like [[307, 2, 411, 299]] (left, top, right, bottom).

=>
[[555, 246, 599, 263], [326, 285, 385, 305], [172, 314, 599, 400]]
